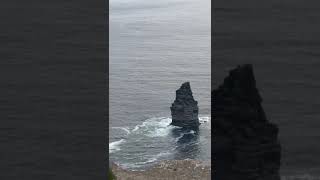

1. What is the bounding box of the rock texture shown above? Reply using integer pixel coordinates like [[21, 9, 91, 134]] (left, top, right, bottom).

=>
[[170, 82, 200, 130], [213, 64, 281, 180], [111, 160, 211, 180]]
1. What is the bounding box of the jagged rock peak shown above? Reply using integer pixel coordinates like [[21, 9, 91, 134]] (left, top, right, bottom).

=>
[[170, 82, 199, 130], [215, 64, 263, 106], [174, 82, 196, 104], [225, 64, 256, 88], [180, 81, 191, 89], [213, 64, 281, 180]]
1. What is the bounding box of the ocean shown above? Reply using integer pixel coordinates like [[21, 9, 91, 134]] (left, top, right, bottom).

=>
[[214, 0, 320, 178], [109, 0, 211, 170]]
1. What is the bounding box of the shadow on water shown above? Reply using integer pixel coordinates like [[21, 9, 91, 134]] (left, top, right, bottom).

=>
[[170, 128, 200, 160]]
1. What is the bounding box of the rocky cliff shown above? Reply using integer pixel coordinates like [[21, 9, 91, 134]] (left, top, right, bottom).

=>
[[111, 160, 211, 180], [170, 82, 200, 130], [213, 64, 281, 180]]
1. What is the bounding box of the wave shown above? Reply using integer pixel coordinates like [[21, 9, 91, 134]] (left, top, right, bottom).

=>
[[174, 129, 197, 142], [199, 116, 210, 123], [112, 115, 210, 136], [145, 151, 172, 164], [109, 139, 126, 153], [131, 117, 178, 138], [109, 115, 210, 155], [132, 116, 210, 137], [111, 127, 131, 135]]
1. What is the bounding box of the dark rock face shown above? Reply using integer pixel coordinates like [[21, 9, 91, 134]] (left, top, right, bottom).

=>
[[213, 64, 281, 180], [170, 82, 200, 130]]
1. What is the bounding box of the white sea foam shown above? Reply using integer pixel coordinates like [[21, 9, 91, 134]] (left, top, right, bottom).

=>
[[144, 117, 176, 137], [132, 126, 140, 132], [146, 151, 172, 163], [132, 120, 148, 132], [131, 116, 210, 137], [131, 117, 177, 137], [111, 127, 131, 135], [110, 116, 211, 169], [199, 116, 210, 123], [174, 129, 196, 142], [109, 139, 126, 153], [175, 133, 185, 142]]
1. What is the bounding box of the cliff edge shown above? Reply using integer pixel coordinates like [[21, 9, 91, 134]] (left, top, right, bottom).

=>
[[213, 64, 281, 180]]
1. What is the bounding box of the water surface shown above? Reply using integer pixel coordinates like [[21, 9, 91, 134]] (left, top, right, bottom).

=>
[[109, 0, 211, 169]]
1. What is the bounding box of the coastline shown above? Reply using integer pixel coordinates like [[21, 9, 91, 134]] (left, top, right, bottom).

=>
[[111, 159, 211, 180]]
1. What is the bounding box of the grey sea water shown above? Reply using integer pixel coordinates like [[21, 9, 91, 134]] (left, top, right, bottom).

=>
[[214, 0, 320, 178], [109, 0, 211, 170]]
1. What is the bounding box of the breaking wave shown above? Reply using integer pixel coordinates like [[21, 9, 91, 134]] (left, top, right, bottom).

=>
[[109, 139, 126, 153], [111, 127, 131, 135], [112, 116, 210, 138], [132, 117, 179, 137], [109, 116, 210, 152], [109, 115, 211, 168]]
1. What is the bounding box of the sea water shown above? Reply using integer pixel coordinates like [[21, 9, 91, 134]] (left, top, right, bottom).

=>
[[109, 0, 211, 170]]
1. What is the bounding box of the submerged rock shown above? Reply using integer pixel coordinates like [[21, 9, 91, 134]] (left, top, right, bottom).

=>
[[170, 82, 200, 130], [213, 64, 281, 180]]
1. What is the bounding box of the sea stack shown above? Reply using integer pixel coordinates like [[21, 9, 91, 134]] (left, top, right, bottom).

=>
[[213, 64, 281, 180], [170, 82, 200, 130]]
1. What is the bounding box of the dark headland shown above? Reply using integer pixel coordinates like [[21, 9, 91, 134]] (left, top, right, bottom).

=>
[[213, 64, 281, 180]]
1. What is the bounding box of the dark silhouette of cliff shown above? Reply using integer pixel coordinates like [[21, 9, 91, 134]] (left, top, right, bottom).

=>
[[213, 64, 281, 180]]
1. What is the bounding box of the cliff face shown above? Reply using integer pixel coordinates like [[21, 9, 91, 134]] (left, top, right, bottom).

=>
[[213, 64, 281, 180], [170, 82, 200, 130]]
